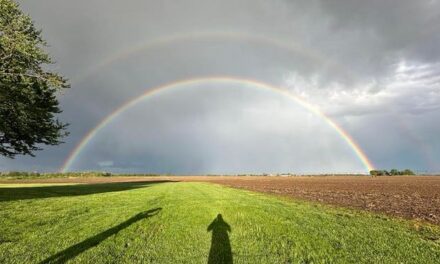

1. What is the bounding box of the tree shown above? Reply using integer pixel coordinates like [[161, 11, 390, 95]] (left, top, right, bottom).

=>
[[390, 169, 399, 176], [370, 170, 387, 176], [0, 0, 69, 157], [402, 169, 415, 175], [370, 170, 379, 176]]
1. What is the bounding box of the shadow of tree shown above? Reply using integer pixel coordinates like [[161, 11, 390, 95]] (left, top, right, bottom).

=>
[[207, 214, 233, 264], [39, 208, 162, 264], [0, 181, 172, 202]]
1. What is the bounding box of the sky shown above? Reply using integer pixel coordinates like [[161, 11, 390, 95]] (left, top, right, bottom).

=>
[[1, 0, 440, 174]]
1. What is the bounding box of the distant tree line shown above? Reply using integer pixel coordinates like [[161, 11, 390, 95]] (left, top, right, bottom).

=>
[[0, 171, 166, 179], [0, 171, 112, 179], [370, 169, 415, 176]]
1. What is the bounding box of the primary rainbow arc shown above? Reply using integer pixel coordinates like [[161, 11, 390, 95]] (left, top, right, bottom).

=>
[[60, 76, 375, 173]]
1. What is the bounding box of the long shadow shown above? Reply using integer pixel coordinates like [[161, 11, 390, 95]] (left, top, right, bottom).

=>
[[207, 214, 233, 264], [0, 181, 172, 202], [39, 208, 162, 264]]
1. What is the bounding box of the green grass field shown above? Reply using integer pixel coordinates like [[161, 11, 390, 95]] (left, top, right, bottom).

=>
[[1, 181, 439, 263]]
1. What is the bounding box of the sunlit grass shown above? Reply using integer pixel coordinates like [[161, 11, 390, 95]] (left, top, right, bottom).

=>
[[0, 182, 439, 263]]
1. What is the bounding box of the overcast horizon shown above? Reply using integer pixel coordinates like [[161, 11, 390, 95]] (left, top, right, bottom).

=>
[[1, 0, 440, 174]]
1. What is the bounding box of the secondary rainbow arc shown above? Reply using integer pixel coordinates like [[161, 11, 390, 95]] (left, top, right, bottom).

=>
[[71, 31, 353, 84], [60, 76, 375, 173]]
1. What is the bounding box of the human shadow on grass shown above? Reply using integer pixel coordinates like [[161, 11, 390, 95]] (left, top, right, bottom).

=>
[[0, 181, 173, 202], [39, 208, 162, 264], [207, 214, 233, 264]]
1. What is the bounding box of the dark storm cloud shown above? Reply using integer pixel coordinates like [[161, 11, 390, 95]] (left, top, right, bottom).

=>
[[1, 0, 439, 173]]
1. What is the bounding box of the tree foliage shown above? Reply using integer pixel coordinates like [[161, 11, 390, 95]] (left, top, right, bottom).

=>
[[370, 169, 415, 176], [0, 0, 69, 157]]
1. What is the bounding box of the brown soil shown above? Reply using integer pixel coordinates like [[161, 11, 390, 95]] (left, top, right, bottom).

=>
[[2, 175, 440, 225], [186, 176, 440, 225]]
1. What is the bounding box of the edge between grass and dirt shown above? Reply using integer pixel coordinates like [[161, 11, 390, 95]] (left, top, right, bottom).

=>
[[1, 175, 440, 225]]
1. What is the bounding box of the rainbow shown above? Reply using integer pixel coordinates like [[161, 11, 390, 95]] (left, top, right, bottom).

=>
[[60, 76, 375, 173], [71, 31, 354, 84]]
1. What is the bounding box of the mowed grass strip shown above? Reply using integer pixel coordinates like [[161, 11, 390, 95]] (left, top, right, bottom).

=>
[[0, 181, 439, 263]]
